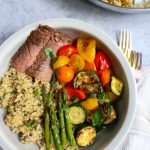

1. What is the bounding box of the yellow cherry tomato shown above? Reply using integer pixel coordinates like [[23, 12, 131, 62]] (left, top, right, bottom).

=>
[[77, 38, 96, 63], [80, 98, 99, 111], [69, 54, 85, 72], [53, 55, 70, 70]]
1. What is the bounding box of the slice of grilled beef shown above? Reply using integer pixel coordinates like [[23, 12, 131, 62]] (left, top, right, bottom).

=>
[[12, 25, 72, 82], [12, 25, 55, 72]]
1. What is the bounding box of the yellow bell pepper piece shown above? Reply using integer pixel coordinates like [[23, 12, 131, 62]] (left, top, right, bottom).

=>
[[53, 55, 70, 70], [77, 38, 96, 63], [80, 98, 98, 111]]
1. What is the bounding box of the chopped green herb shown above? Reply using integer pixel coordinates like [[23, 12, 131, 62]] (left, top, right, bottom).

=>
[[71, 97, 79, 103], [97, 92, 109, 99], [87, 93, 97, 98], [44, 48, 58, 64], [92, 108, 102, 128], [34, 88, 39, 97], [44, 48, 54, 58], [24, 120, 36, 127]]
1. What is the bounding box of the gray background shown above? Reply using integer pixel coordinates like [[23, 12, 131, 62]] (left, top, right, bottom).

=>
[[0, 0, 150, 149]]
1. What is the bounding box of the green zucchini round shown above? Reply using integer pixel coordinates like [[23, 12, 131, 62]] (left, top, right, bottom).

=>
[[69, 105, 86, 125], [76, 126, 96, 146]]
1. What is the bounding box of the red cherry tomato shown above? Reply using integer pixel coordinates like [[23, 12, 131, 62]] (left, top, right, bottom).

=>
[[94, 51, 110, 72], [57, 45, 78, 57]]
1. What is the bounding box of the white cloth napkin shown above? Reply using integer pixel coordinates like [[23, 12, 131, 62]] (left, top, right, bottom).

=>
[[116, 66, 150, 150]]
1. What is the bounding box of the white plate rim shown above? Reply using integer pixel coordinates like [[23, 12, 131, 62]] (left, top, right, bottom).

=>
[[0, 18, 137, 150]]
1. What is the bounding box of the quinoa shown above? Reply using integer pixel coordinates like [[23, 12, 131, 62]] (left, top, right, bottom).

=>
[[103, 0, 134, 7], [0, 67, 50, 149]]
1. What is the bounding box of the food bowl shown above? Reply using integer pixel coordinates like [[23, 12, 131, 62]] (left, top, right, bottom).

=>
[[0, 18, 137, 150]]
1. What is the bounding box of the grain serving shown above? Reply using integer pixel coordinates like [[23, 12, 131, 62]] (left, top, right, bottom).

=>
[[103, 0, 133, 7], [0, 67, 48, 149]]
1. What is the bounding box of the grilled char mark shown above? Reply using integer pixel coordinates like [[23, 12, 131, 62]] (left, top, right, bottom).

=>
[[12, 25, 55, 72]]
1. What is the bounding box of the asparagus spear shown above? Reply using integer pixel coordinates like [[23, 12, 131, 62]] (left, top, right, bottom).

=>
[[63, 88, 77, 147], [58, 93, 68, 145], [42, 85, 54, 149], [50, 107, 64, 150]]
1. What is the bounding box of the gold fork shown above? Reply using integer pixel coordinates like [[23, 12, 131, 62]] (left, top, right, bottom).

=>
[[119, 29, 142, 82]]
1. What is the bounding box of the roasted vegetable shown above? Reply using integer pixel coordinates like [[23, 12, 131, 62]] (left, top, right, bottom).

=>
[[69, 54, 85, 72], [53, 55, 70, 69], [74, 70, 100, 89], [92, 108, 102, 128], [73, 70, 102, 93], [103, 105, 117, 125], [63, 88, 77, 147], [58, 66, 74, 83], [88, 92, 110, 105], [79, 83, 101, 94], [97, 92, 110, 105], [77, 38, 96, 63], [107, 92, 119, 102], [94, 51, 110, 72], [99, 68, 112, 86], [80, 98, 99, 111], [57, 45, 78, 57], [76, 126, 96, 146], [69, 105, 86, 125], [66, 86, 86, 100], [71, 97, 80, 104], [84, 61, 97, 71], [111, 76, 123, 96]]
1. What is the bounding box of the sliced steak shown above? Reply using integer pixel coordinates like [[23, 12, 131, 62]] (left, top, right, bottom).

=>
[[24, 26, 72, 82], [26, 50, 52, 82], [12, 25, 55, 72]]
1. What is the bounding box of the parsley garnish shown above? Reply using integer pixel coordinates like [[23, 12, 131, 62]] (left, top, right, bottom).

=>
[[44, 48, 58, 64]]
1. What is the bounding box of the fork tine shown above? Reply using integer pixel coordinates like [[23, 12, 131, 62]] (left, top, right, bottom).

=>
[[119, 29, 123, 49], [138, 53, 142, 70], [132, 50, 137, 69], [135, 52, 139, 69], [128, 30, 132, 60]]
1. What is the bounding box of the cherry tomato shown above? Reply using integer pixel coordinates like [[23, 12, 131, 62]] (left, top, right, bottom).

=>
[[58, 66, 74, 83], [57, 45, 78, 57], [94, 51, 110, 72], [69, 54, 85, 72], [65, 86, 86, 100], [53, 55, 70, 70]]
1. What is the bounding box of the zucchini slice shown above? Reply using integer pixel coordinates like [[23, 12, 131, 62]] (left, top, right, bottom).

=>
[[103, 105, 117, 125], [69, 105, 86, 125], [73, 70, 100, 89], [111, 76, 123, 96], [79, 83, 100, 94], [76, 126, 96, 147]]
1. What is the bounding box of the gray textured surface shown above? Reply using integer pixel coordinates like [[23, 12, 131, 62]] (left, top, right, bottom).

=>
[[0, 0, 150, 149]]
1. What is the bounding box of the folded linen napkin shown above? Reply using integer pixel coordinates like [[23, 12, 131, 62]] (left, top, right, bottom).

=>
[[116, 66, 150, 150]]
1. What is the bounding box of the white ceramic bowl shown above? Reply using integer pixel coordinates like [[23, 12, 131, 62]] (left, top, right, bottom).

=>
[[0, 18, 137, 150]]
